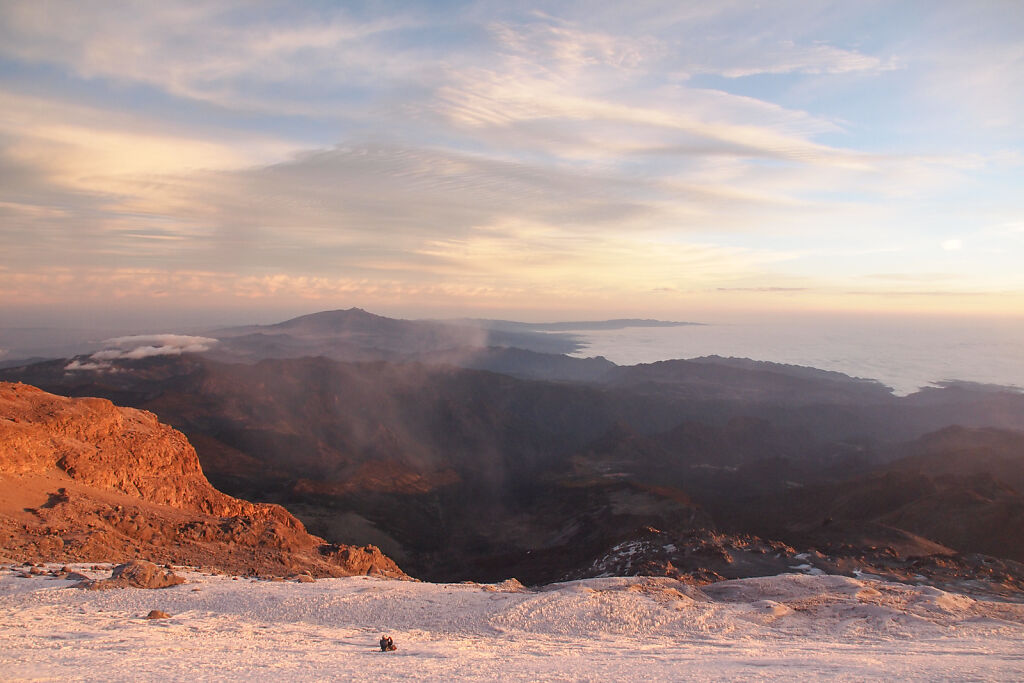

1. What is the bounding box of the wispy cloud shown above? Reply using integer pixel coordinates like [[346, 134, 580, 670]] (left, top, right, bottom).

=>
[[692, 40, 898, 78], [0, 1, 423, 114], [844, 289, 992, 298], [863, 273, 960, 282], [717, 287, 809, 293]]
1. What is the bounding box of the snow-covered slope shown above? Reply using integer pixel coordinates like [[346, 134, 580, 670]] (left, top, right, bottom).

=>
[[2, 566, 1022, 681]]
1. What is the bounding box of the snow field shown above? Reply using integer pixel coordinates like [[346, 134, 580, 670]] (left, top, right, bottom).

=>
[[1, 566, 1023, 681]]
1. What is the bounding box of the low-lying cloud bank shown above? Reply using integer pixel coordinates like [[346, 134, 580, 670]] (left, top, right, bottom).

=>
[[65, 335, 217, 371], [92, 334, 218, 360]]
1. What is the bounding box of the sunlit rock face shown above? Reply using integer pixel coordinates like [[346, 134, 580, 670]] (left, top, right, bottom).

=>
[[0, 381, 405, 579]]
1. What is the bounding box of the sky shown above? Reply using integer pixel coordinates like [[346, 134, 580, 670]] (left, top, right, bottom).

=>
[[1, 0, 1022, 327]]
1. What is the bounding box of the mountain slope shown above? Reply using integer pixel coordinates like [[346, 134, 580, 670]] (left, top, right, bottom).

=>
[[722, 428, 1024, 562], [4, 307, 1024, 583], [0, 382, 404, 578], [208, 307, 583, 361]]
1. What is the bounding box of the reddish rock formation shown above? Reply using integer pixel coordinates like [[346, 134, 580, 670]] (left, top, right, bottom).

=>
[[0, 382, 406, 578], [80, 560, 185, 590]]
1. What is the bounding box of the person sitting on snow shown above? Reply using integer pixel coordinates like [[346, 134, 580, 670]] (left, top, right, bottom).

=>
[[380, 635, 396, 651]]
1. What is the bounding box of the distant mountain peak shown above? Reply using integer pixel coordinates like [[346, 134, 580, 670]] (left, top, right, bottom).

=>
[[273, 307, 382, 325]]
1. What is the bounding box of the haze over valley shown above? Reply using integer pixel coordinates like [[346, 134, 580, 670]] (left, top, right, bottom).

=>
[[4, 307, 1024, 587]]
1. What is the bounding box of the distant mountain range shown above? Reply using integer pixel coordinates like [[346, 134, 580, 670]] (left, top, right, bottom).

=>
[[2, 307, 1023, 590], [445, 317, 701, 332], [205, 307, 603, 361]]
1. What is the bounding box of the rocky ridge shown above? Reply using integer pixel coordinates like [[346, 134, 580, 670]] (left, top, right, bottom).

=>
[[0, 382, 405, 578], [572, 526, 1024, 600]]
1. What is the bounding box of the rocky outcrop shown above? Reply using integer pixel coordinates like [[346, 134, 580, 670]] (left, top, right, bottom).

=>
[[321, 544, 406, 578], [572, 526, 1024, 599], [1, 381, 267, 516], [0, 382, 406, 578], [570, 527, 801, 584], [80, 560, 185, 590]]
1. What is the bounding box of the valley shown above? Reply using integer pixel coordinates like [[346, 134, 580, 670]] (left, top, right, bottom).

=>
[[4, 309, 1023, 592]]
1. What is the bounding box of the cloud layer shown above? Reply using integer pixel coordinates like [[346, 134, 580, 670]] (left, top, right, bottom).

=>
[[1, 1, 1022, 319], [64, 334, 218, 371]]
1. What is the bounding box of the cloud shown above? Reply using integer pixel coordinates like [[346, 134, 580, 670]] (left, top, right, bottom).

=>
[[844, 290, 990, 298], [863, 273, 959, 282], [2, 5, 880, 173], [909, 9, 1024, 133], [0, 1, 423, 114], [64, 359, 111, 372], [0, 2, 1021, 319], [997, 221, 1024, 235], [489, 19, 652, 73], [0, 122, 998, 315], [92, 334, 218, 360], [64, 335, 217, 371], [716, 287, 809, 293], [66, 334, 217, 371], [697, 40, 897, 78], [0, 90, 296, 195], [941, 239, 963, 251], [432, 58, 869, 170], [2, 218, 793, 309]]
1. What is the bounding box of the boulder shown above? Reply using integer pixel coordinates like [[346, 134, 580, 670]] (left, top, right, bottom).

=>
[[80, 560, 185, 590]]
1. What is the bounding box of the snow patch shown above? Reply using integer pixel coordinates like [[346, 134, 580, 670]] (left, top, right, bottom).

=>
[[2, 566, 1023, 681]]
